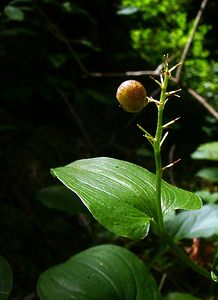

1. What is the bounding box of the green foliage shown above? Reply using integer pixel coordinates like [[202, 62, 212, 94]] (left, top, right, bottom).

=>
[[0, 255, 13, 300], [36, 185, 87, 215], [37, 244, 161, 300], [167, 204, 218, 240], [1, 0, 218, 298], [4, 5, 24, 21], [119, 0, 218, 111], [195, 167, 218, 183], [120, 0, 207, 64], [51, 157, 201, 240], [211, 251, 218, 282], [195, 190, 218, 204], [163, 292, 201, 300], [191, 142, 218, 161]]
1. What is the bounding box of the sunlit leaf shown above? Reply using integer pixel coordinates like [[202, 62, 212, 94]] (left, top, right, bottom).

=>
[[167, 204, 218, 240], [37, 244, 161, 300], [51, 157, 201, 240], [191, 142, 218, 161], [0, 255, 13, 300]]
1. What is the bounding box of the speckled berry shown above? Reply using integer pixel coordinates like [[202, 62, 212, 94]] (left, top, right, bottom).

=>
[[116, 80, 148, 113]]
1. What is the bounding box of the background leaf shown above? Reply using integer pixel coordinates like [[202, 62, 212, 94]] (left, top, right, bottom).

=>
[[195, 190, 218, 204], [163, 292, 201, 300], [36, 185, 87, 215], [195, 167, 218, 183], [37, 244, 161, 300], [4, 5, 24, 21], [166, 204, 218, 240], [191, 142, 218, 161], [0, 255, 13, 300], [51, 157, 201, 240]]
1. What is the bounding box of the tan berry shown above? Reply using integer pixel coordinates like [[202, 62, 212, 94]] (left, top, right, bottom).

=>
[[116, 80, 148, 113]]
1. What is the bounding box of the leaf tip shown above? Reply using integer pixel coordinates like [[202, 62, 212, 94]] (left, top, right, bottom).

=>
[[50, 168, 56, 178]]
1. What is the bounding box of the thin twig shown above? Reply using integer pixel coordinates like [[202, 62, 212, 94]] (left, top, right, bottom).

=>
[[159, 273, 167, 291], [170, 76, 218, 120], [90, 70, 160, 77], [175, 0, 209, 80], [187, 87, 218, 120], [33, 0, 217, 121], [33, 0, 89, 76], [57, 89, 95, 154]]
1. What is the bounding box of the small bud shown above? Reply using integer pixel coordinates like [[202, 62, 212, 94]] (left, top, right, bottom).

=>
[[116, 80, 148, 113]]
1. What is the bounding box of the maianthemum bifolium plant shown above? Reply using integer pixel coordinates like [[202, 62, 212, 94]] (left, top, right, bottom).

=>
[[36, 55, 218, 300]]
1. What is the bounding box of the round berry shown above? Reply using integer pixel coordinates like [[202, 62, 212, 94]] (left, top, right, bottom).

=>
[[116, 80, 148, 113]]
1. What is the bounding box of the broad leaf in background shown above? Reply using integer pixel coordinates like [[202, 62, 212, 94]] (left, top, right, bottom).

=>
[[163, 292, 201, 300], [166, 204, 218, 240], [0, 255, 13, 300], [36, 185, 87, 215], [195, 190, 218, 204], [191, 142, 218, 161], [211, 251, 218, 282], [37, 244, 161, 300], [51, 157, 201, 240], [195, 167, 218, 183], [4, 5, 24, 21]]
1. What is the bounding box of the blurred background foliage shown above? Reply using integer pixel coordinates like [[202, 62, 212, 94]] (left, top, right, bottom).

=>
[[0, 0, 218, 299]]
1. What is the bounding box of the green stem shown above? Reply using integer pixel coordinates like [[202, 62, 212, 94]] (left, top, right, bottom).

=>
[[150, 57, 212, 281], [153, 66, 169, 236]]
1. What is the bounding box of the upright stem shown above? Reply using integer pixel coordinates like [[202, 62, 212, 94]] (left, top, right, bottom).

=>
[[147, 56, 213, 281], [153, 60, 169, 236], [151, 58, 212, 280]]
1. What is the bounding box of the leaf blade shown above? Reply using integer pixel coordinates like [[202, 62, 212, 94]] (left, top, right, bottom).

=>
[[37, 244, 161, 300], [51, 157, 201, 240], [0, 255, 13, 300], [167, 204, 218, 240], [191, 142, 218, 161], [4, 5, 24, 21]]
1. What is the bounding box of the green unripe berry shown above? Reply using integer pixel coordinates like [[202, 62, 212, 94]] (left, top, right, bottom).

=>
[[116, 80, 148, 113]]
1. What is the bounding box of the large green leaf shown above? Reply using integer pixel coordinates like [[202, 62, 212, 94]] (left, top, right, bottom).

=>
[[167, 204, 218, 240], [37, 244, 161, 300], [0, 255, 13, 300], [191, 142, 218, 161], [51, 157, 201, 240]]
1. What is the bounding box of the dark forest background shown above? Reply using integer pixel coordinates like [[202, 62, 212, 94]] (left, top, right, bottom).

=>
[[0, 0, 218, 299]]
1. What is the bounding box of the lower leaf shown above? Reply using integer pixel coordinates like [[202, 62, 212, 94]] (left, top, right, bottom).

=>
[[37, 244, 161, 300], [0, 255, 13, 300]]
